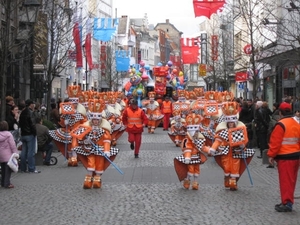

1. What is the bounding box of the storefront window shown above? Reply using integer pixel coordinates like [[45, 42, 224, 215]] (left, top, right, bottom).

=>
[[283, 67, 295, 80]]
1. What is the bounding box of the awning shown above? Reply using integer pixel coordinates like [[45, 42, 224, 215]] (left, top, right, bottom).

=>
[[235, 71, 247, 82]]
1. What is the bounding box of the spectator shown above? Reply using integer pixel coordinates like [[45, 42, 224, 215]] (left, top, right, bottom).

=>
[[33, 102, 41, 123], [19, 99, 40, 173], [292, 97, 300, 113], [35, 117, 53, 166], [122, 99, 148, 158], [50, 102, 60, 128], [5, 105, 21, 147], [5, 96, 15, 118], [268, 102, 300, 212], [0, 121, 19, 188], [6, 105, 20, 131], [254, 101, 271, 158], [239, 99, 254, 148]]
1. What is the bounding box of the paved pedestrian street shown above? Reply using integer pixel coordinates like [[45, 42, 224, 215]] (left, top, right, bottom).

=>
[[1, 128, 299, 225]]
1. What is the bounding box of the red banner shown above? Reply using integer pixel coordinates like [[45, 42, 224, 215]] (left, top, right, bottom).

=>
[[211, 35, 218, 61], [193, 0, 225, 19], [85, 33, 93, 70], [72, 22, 83, 68], [235, 71, 248, 82], [180, 38, 199, 64]]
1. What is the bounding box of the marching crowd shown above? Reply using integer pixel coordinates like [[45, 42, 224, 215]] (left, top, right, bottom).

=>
[[0, 88, 299, 213]]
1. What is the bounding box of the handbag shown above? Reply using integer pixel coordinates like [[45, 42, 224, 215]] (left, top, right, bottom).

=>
[[7, 153, 19, 173]]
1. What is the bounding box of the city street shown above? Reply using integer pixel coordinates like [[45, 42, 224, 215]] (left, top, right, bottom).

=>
[[1, 128, 300, 225]]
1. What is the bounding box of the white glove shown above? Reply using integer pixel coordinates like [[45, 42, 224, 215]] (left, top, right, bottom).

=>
[[104, 152, 111, 158], [184, 158, 191, 164]]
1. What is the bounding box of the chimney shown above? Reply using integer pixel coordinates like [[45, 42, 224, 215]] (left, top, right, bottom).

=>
[[166, 19, 169, 23]]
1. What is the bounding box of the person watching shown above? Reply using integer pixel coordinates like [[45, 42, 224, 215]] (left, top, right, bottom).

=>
[[36, 117, 53, 166]]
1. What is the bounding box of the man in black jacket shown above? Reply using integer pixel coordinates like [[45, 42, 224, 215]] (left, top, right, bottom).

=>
[[19, 99, 40, 173]]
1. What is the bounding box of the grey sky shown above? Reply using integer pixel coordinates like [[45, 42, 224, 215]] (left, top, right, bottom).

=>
[[113, 0, 205, 37]]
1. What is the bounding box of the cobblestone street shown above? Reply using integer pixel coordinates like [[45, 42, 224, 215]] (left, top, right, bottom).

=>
[[1, 128, 299, 225]]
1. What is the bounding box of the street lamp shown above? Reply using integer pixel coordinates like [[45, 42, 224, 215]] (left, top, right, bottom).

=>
[[19, 0, 41, 100], [82, 44, 89, 91]]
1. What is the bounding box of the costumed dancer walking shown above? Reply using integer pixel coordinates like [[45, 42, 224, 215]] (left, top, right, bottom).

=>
[[203, 101, 255, 191], [122, 99, 148, 158], [161, 96, 173, 131], [143, 91, 164, 134], [49, 85, 87, 167], [174, 113, 207, 190], [70, 99, 119, 189]]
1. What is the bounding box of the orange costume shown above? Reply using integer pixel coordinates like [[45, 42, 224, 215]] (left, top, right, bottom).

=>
[[174, 113, 207, 190], [143, 92, 164, 133], [203, 101, 255, 191], [49, 85, 87, 167], [70, 99, 119, 189]]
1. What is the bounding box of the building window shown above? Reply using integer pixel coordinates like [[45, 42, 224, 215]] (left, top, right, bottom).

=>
[[234, 32, 242, 58]]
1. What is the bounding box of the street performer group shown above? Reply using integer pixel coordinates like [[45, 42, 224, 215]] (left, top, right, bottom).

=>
[[50, 85, 255, 191]]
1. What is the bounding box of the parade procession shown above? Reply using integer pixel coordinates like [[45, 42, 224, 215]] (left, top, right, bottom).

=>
[[45, 68, 255, 191]]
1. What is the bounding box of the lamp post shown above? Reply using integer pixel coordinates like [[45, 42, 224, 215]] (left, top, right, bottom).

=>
[[21, 0, 41, 100], [82, 44, 88, 91]]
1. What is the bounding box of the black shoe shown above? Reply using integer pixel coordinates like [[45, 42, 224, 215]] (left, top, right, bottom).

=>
[[275, 203, 292, 212], [43, 162, 50, 166], [134, 154, 139, 158], [266, 165, 274, 168], [130, 142, 134, 150], [257, 155, 262, 159]]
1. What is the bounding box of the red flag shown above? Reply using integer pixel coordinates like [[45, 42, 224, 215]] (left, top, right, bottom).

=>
[[180, 38, 199, 64], [193, 0, 225, 19], [85, 18, 93, 70], [211, 35, 218, 61], [72, 5, 83, 68]]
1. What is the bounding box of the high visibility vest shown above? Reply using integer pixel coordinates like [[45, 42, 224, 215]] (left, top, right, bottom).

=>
[[162, 101, 172, 114], [127, 107, 143, 128], [278, 118, 300, 155]]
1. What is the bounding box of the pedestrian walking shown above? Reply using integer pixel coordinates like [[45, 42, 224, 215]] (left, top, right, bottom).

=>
[[19, 99, 40, 173], [0, 121, 19, 188], [267, 102, 300, 212], [161, 96, 172, 131], [122, 99, 148, 158]]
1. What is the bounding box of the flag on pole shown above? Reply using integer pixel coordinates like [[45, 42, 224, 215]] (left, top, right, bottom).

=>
[[115, 50, 130, 72], [72, 4, 83, 68], [93, 18, 119, 42], [85, 17, 93, 70], [193, 0, 225, 19]]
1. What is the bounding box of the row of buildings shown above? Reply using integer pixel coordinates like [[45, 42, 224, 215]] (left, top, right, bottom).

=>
[[1, 0, 299, 118]]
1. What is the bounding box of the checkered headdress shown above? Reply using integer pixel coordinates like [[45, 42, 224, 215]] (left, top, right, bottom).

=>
[[222, 101, 239, 123], [88, 99, 105, 120], [67, 85, 82, 103], [185, 113, 202, 136]]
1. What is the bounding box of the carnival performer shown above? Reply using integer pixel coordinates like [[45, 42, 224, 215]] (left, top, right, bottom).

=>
[[70, 99, 119, 189], [168, 109, 187, 147], [143, 91, 164, 134], [203, 101, 255, 191], [122, 99, 148, 158], [161, 96, 173, 131], [107, 92, 126, 146], [49, 85, 87, 167], [174, 113, 207, 190]]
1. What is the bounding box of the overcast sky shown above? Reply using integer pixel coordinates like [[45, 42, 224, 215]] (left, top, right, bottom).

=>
[[113, 0, 205, 37]]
